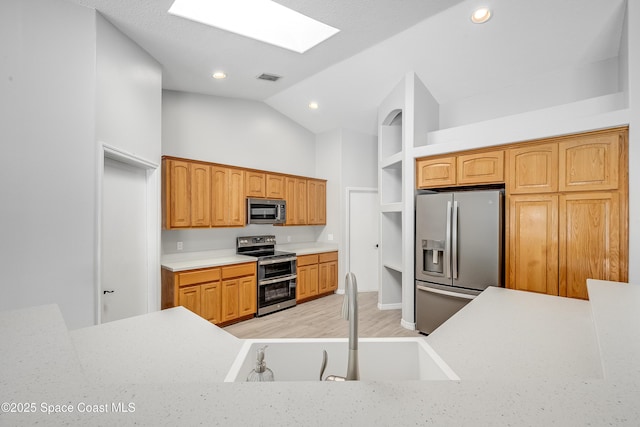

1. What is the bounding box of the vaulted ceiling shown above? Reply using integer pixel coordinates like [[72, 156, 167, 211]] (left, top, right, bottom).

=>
[[67, 0, 627, 135]]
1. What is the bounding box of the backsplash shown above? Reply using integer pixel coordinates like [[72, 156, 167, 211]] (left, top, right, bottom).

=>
[[161, 225, 321, 254]]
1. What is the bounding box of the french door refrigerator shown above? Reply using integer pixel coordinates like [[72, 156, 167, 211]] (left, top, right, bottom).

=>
[[415, 190, 503, 334]]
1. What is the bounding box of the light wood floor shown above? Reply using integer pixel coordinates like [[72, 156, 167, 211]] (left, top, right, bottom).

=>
[[224, 292, 421, 339]]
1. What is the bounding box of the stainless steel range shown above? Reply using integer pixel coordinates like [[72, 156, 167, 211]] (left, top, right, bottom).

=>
[[237, 235, 297, 316]]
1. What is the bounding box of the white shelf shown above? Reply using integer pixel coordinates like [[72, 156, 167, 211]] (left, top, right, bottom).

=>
[[380, 161, 402, 205], [380, 153, 402, 169], [382, 262, 403, 273], [380, 203, 402, 213]]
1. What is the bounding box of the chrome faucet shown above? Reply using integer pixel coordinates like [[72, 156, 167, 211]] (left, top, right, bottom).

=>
[[342, 272, 360, 380], [323, 273, 360, 381]]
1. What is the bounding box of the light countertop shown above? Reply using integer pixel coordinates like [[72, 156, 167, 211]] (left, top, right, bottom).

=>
[[2, 280, 640, 425], [161, 242, 338, 271]]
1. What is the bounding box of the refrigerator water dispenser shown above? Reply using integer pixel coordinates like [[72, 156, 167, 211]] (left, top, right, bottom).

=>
[[422, 239, 445, 275]]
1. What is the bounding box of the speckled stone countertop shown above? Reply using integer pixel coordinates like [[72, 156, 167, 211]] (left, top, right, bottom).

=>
[[161, 243, 338, 272], [2, 281, 640, 425]]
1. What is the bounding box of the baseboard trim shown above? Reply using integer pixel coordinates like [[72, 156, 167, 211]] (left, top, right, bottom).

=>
[[377, 302, 402, 310], [400, 319, 416, 331]]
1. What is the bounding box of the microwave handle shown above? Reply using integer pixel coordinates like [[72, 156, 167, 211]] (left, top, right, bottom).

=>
[[276, 203, 281, 220]]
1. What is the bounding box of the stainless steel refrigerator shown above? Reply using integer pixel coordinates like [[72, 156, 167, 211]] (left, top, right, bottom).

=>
[[415, 190, 503, 334]]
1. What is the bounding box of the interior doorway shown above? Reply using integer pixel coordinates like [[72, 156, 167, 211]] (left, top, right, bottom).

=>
[[98, 144, 159, 324], [346, 188, 379, 292]]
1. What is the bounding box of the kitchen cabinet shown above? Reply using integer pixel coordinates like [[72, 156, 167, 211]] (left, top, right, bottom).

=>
[[318, 252, 338, 294], [507, 143, 558, 194], [162, 267, 222, 324], [416, 150, 504, 189], [456, 150, 504, 186], [163, 159, 190, 228], [506, 127, 627, 300], [190, 162, 211, 227], [212, 166, 245, 226], [416, 156, 456, 188], [161, 262, 255, 325], [559, 192, 621, 299], [284, 177, 308, 225], [297, 251, 338, 302], [507, 194, 559, 296], [266, 174, 286, 199], [307, 179, 327, 225], [559, 132, 620, 192], [221, 262, 257, 322], [244, 171, 266, 198]]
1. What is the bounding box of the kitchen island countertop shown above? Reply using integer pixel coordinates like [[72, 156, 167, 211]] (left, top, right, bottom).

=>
[[2, 280, 640, 425]]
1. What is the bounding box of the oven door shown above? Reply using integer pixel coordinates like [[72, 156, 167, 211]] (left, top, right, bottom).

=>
[[258, 256, 296, 282], [257, 275, 297, 316]]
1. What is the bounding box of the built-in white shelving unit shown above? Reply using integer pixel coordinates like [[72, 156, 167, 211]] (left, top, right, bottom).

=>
[[377, 72, 440, 329]]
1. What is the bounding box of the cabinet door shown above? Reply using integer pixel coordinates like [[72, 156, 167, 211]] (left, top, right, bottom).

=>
[[507, 194, 559, 295], [327, 261, 338, 291], [307, 179, 326, 225], [200, 282, 221, 324], [295, 179, 308, 224], [416, 157, 456, 188], [178, 285, 201, 315], [508, 143, 558, 194], [457, 150, 504, 185], [266, 174, 285, 199], [190, 163, 211, 227], [559, 192, 621, 300], [285, 177, 297, 226], [559, 132, 620, 192], [308, 263, 319, 296], [238, 275, 257, 317], [211, 166, 229, 226], [228, 168, 245, 226], [245, 171, 265, 198], [296, 265, 310, 301], [221, 279, 240, 322], [166, 160, 190, 228]]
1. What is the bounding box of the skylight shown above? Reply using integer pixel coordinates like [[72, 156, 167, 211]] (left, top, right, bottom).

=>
[[168, 0, 340, 54]]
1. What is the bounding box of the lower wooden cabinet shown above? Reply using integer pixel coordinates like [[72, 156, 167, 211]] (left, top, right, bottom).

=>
[[297, 251, 338, 302], [162, 262, 256, 325]]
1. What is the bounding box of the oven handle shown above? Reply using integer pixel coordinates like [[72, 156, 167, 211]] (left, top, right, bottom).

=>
[[259, 274, 297, 286], [258, 256, 297, 266]]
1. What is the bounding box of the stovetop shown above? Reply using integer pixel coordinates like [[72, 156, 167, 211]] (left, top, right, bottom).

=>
[[236, 235, 295, 260]]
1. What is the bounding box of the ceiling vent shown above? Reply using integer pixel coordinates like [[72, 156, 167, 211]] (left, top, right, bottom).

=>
[[257, 73, 282, 82]]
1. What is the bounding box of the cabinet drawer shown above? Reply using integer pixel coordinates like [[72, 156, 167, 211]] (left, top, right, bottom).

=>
[[177, 268, 221, 287], [318, 251, 338, 263], [297, 254, 319, 267], [222, 262, 256, 279]]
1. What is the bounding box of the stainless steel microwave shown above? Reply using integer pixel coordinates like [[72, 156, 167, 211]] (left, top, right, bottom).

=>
[[246, 198, 286, 224]]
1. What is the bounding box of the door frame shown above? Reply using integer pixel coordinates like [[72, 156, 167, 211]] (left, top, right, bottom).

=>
[[344, 187, 378, 294], [95, 142, 160, 324]]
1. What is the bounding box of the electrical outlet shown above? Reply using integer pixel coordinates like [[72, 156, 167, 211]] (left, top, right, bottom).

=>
[[177, 241, 183, 251], [328, 234, 334, 241]]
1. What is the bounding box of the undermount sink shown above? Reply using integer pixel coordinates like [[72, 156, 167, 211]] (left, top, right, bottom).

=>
[[224, 337, 459, 382]]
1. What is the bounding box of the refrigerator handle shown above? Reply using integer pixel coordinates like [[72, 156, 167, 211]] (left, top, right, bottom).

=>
[[445, 201, 452, 279], [452, 200, 459, 279]]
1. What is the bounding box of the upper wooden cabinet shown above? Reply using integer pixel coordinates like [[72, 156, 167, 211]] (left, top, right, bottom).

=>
[[307, 179, 327, 225], [416, 150, 504, 189], [416, 156, 456, 188], [266, 174, 286, 199], [245, 171, 266, 198], [164, 159, 191, 228], [508, 143, 558, 194], [163, 156, 326, 229], [212, 166, 245, 227], [559, 131, 621, 192], [457, 150, 504, 186]]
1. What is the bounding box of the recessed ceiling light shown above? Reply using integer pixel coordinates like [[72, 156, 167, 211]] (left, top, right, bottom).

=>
[[168, 0, 340, 54], [212, 71, 227, 79], [308, 102, 319, 110], [471, 7, 491, 24]]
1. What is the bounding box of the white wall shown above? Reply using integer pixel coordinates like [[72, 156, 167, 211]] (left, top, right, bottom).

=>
[[161, 90, 320, 253], [626, 0, 639, 282], [0, 0, 96, 329], [96, 14, 162, 163], [0, 0, 162, 329]]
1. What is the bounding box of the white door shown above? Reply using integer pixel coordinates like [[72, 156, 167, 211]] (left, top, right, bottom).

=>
[[348, 190, 379, 292], [101, 157, 148, 323]]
